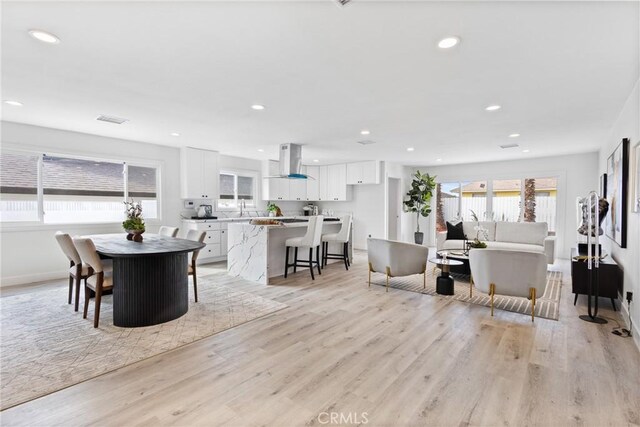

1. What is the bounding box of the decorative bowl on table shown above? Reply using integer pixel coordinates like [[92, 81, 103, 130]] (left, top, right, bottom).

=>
[[126, 229, 145, 242]]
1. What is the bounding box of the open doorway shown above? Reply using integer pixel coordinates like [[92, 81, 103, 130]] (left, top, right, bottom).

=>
[[387, 177, 402, 241]]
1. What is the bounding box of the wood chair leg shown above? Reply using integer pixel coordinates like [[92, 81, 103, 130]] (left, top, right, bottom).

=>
[[308, 248, 315, 280], [423, 271, 426, 289], [193, 262, 198, 303], [316, 246, 322, 275], [75, 275, 82, 312], [294, 248, 298, 273], [469, 275, 474, 298], [68, 274, 73, 305], [284, 246, 290, 278], [573, 293, 578, 305], [83, 281, 90, 319], [489, 283, 495, 316], [94, 285, 102, 328]]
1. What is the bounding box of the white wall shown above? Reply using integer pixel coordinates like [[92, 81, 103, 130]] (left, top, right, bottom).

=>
[[0, 121, 184, 286], [407, 152, 599, 259], [598, 78, 640, 348]]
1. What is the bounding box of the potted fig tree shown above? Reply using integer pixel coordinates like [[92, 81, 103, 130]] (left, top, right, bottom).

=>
[[403, 171, 436, 245]]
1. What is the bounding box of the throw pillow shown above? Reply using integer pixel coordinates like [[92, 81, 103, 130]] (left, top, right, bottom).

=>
[[446, 221, 466, 240]]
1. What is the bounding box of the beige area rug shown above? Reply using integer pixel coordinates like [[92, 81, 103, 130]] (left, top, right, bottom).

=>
[[0, 275, 287, 410], [370, 268, 563, 321]]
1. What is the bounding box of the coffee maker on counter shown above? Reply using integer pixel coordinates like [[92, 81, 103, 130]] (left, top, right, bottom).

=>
[[302, 203, 319, 216]]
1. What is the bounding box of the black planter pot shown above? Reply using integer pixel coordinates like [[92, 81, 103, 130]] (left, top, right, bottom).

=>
[[414, 232, 424, 245]]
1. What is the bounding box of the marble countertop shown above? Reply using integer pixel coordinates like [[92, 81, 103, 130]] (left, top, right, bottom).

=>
[[183, 216, 339, 224], [229, 220, 342, 229]]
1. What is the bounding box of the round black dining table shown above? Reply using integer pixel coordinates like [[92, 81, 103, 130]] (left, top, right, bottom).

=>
[[89, 234, 205, 328]]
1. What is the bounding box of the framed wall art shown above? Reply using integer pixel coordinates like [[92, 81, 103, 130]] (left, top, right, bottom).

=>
[[633, 141, 640, 213], [605, 138, 629, 247]]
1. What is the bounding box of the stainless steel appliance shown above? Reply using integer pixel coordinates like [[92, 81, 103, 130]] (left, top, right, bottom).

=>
[[197, 204, 213, 218]]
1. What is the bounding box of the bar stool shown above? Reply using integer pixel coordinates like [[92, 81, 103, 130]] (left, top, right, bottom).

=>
[[322, 214, 352, 270], [284, 215, 324, 280]]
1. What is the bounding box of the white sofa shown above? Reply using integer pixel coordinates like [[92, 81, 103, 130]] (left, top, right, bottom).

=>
[[436, 221, 556, 264]]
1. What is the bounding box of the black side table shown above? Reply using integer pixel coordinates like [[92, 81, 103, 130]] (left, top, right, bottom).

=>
[[429, 258, 464, 295], [571, 248, 622, 311]]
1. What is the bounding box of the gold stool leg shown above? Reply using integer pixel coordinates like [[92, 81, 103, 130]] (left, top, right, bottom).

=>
[[385, 267, 391, 292], [489, 283, 495, 316], [469, 274, 474, 298], [368, 262, 373, 288], [530, 287, 536, 322]]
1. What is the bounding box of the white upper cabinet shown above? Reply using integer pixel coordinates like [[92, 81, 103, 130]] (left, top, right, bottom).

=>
[[289, 166, 307, 201], [346, 161, 380, 185], [262, 160, 289, 201], [318, 165, 329, 201], [181, 147, 219, 199], [327, 164, 349, 201], [262, 161, 350, 202], [305, 165, 320, 201]]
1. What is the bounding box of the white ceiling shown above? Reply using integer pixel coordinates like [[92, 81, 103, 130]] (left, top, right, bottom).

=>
[[1, 1, 638, 166]]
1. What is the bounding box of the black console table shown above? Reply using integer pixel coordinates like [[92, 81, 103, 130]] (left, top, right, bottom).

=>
[[571, 248, 622, 311]]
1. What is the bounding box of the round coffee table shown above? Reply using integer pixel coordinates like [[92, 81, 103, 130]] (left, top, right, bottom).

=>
[[428, 257, 464, 295], [436, 250, 471, 275]]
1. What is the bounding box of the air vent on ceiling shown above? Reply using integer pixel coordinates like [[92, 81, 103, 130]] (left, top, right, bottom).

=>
[[335, 0, 352, 6], [499, 143, 520, 149], [357, 140, 376, 145], [96, 115, 129, 125]]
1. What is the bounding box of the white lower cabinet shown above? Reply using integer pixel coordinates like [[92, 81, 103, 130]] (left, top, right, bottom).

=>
[[182, 220, 228, 263]]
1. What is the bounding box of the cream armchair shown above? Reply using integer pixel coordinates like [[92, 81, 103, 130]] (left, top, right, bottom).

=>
[[469, 249, 548, 321], [367, 238, 429, 292]]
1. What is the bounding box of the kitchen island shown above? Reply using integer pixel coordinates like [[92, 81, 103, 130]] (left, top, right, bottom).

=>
[[227, 218, 351, 284]]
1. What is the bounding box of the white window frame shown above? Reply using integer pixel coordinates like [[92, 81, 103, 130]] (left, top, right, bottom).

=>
[[0, 147, 162, 230], [216, 169, 258, 211]]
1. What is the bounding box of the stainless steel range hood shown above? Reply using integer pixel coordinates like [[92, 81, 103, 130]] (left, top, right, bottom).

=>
[[265, 143, 314, 179]]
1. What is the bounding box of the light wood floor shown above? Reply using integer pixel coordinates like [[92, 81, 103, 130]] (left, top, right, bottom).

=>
[[1, 252, 639, 427]]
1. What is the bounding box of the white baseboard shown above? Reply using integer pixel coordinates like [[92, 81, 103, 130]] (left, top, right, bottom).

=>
[[0, 270, 68, 288], [618, 297, 640, 352]]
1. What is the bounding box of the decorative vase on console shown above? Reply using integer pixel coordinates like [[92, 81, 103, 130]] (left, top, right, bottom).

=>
[[122, 199, 145, 242]]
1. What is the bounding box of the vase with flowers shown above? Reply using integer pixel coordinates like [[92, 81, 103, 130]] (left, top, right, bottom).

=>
[[469, 225, 488, 249], [123, 199, 145, 242]]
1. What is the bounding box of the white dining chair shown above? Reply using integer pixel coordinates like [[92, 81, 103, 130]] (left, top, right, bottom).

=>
[[73, 237, 113, 328], [54, 231, 91, 312], [159, 226, 179, 237], [186, 229, 206, 302]]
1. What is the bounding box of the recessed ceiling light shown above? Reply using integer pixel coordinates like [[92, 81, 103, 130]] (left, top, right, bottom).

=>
[[3, 100, 23, 107], [170, 132, 180, 137], [509, 133, 520, 138], [436, 158, 443, 162], [407, 147, 415, 152], [257, 149, 264, 152], [28, 29, 60, 44], [313, 159, 319, 163], [360, 130, 370, 135], [523, 149, 530, 153], [438, 36, 460, 49], [485, 105, 501, 111], [251, 104, 265, 110]]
